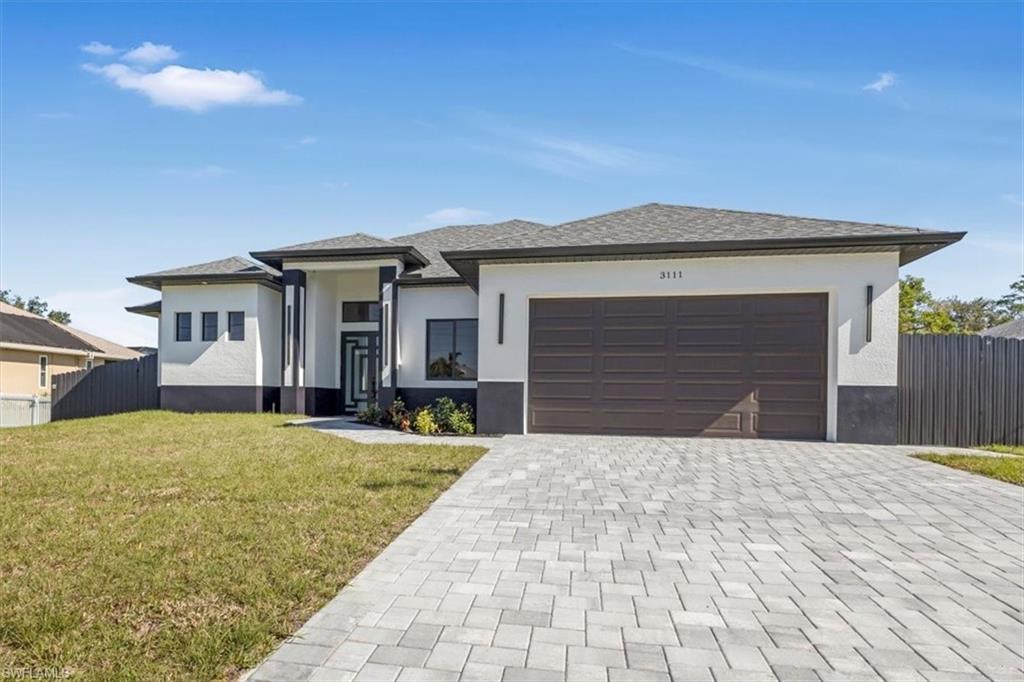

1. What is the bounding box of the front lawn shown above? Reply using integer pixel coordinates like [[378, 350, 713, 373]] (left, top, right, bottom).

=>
[[0, 411, 485, 680], [913, 444, 1023, 486]]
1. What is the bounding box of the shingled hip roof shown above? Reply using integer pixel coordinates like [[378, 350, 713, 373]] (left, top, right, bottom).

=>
[[127, 256, 282, 290], [439, 203, 965, 288], [1, 312, 102, 353]]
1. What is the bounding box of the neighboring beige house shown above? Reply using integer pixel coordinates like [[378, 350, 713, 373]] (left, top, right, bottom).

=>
[[0, 302, 142, 398]]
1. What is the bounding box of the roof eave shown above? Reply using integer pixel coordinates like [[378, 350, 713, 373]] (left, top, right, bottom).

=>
[[441, 232, 967, 290], [126, 273, 283, 292], [125, 301, 162, 318], [249, 245, 429, 271]]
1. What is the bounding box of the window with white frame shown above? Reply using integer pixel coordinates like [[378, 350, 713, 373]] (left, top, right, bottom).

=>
[[38, 355, 48, 388]]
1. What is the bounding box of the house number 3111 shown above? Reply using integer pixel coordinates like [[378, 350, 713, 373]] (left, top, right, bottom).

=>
[[659, 270, 683, 279]]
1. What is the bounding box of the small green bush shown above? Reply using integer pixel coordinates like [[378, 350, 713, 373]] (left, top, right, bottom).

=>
[[430, 396, 459, 431], [426, 397, 475, 434], [356, 403, 383, 425], [447, 409, 475, 435], [413, 408, 439, 434]]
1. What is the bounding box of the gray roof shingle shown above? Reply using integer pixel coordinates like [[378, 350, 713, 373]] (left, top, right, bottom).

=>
[[128, 256, 281, 290], [1, 312, 102, 352], [481, 203, 944, 250], [980, 318, 1024, 339], [259, 232, 398, 252], [138, 256, 281, 278], [395, 220, 548, 279]]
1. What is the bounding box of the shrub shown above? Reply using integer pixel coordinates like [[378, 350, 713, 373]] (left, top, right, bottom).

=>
[[447, 409, 475, 435], [413, 408, 439, 435], [430, 396, 459, 432], [356, 403, 383, 425], [386, 398, 411, 432]]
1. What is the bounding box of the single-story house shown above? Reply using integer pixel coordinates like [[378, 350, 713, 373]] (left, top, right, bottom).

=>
[[0, 302, 143, 398], [126, 203, 963, 443], [980, 318, 1023, 339]]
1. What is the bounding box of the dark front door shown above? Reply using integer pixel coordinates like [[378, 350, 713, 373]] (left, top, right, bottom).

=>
[[528, 293, 828, 439], [341, 332, 378, 413]]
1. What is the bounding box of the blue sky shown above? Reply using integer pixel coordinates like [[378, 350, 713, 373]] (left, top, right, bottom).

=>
[[2, 2, 1021, 345]]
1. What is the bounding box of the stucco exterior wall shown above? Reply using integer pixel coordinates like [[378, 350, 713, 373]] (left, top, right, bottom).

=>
[[477, 252, 900, 440], [396, 284, 480, 390], [159, 283, 277, 387], [304, 268, 381, 389], [257, 285, 282, 387], [0, 349, 96, 397]]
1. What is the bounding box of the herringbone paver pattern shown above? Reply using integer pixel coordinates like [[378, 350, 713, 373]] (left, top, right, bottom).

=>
[[249, 436, 1024, 681]]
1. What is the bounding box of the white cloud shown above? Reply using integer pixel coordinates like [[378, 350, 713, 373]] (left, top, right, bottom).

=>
[[424, 208, 490, 224], [863, 71, 897, 93], [298, 135, 317, 145], [122, 41, 180, 64], [46, 286, 158, 347], [80, 41, 118, 56], [614, 43, 815, 90], [1001, 193, 1024, 208], [465, 111, 663, 178], [161, 164, 230, 178], [84, 63, 301, 112]]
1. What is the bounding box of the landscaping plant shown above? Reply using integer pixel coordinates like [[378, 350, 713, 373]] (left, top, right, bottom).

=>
[[413, 407, 439, 434]]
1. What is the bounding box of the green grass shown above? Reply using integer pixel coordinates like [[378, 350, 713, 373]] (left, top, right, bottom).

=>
[[0, 411, 485, 680], [981, 444, 1024, 457], [913, 443, 1024, 486]]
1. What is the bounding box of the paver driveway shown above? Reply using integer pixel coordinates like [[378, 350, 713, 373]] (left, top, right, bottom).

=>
[[250, 436, 1024, 682]]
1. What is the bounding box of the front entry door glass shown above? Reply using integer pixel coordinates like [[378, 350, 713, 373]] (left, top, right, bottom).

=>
[[342, 333, 377, 413]]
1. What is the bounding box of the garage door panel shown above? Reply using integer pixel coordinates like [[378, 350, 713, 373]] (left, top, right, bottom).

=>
[[530, 380, 592, 400], [675, 354, 745, 373], [531, 354, 593, 373], [603, 298, 668, 318], [602, 381, 670, 400], [603, 355, 667, 373], [532, 328, 595, 346], [672, 382, 750, 401], [529, 294, 827, 439], [676, 325, 744, 346], [753, 353, 825, 375], [674, 297, 744, 316], [752, 323, 826, 347], [603, 327, 668, 346]]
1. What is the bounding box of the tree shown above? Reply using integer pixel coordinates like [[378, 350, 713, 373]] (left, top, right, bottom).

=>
[[898, 276, 939, 333], [0, 290, 72, 324], [934, 297, 1006, 334], [997, 274, 1024, 319]]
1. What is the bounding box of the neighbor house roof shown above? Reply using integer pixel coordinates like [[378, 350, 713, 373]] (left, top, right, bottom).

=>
[[250, 233, 428, 271], [127, 256, 282, 290], [1, 310, 101, 353], [0, 302, 143, 359], [394, 220, 549, 281], [980, 318, 1024, 339], [441, 203, 966, 288]]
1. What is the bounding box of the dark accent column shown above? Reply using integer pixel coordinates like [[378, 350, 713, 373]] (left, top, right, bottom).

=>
[[836, 385, 898, 444], [281, 269, 306, 414], [477, 381, 524, 434], [376, 266, 397, 408]]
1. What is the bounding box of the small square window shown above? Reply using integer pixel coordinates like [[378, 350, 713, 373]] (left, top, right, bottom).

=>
[[202, 312, 218, 341], [175, 312, 192, 342], [228, 311, 245, 341]]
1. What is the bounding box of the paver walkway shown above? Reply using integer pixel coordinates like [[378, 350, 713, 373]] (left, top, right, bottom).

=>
[[249, 436, 1024, 681]]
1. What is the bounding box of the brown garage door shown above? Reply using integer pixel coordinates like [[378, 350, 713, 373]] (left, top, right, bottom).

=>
[[528, 293, 828, 439]]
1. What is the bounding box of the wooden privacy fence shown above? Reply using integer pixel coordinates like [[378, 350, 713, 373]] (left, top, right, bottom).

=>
[[898, 334, 1023, 447], [51, 354, 159, 421]]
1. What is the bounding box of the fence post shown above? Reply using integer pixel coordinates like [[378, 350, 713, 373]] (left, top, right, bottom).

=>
[[31, 396, 38, 425]]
